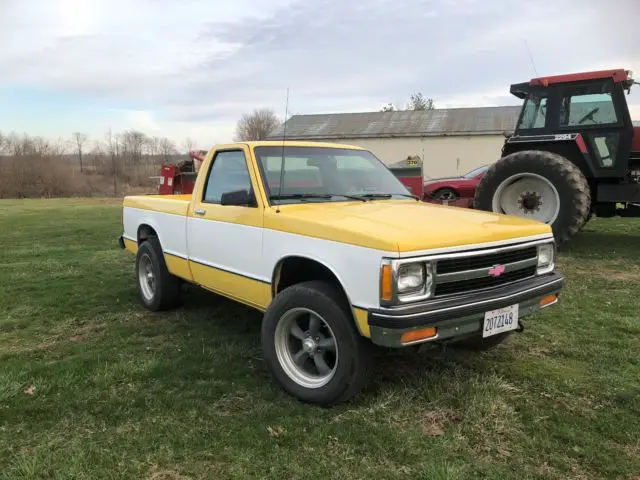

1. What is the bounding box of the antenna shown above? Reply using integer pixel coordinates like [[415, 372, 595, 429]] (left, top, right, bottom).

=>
[[524, 39, 539, 76], [275, 88, 289, 213]]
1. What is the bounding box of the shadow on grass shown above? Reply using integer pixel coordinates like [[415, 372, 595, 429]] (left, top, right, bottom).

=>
[[560, 230, 640, 261]]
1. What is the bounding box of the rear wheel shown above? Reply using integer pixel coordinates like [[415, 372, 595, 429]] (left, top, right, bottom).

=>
[[136, 237, 181, 311], [474, 150, 590, 242]]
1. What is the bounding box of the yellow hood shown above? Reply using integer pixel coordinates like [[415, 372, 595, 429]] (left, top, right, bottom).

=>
[[265, 200, 552, 253]]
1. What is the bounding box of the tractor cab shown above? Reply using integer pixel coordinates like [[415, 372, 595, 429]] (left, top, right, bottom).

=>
[[506, 69, 637, 179], [474, 69, 640, 243]]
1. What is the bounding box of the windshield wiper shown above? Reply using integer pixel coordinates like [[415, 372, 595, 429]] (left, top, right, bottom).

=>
[[352, 193, 419, 201], [270, 193, 332, 200], [269, 193, 367, 202]]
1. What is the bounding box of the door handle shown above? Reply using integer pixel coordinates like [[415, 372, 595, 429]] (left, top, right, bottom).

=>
[[194, 208, 206, 216]]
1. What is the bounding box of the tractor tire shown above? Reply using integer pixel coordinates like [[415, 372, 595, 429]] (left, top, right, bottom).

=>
[[474, 150, 591, 243]]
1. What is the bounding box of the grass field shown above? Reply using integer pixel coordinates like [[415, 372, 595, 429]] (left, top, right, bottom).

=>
[[1, 199, 639, 480]]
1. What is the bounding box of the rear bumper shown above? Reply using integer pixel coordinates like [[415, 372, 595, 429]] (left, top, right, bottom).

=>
[[118, 235, 126, 249], [368, 273, 564, 347]]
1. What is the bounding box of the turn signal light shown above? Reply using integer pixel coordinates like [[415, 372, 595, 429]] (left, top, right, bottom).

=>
[[381, 264, 393, 302], [401, 327, 437, 344], [539, 294, 558, 308]]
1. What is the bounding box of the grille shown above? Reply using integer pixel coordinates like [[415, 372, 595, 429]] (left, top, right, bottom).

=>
[[435, 266, 536, 296], [433, 245, 539, 297], [436, 246, 537, 274]]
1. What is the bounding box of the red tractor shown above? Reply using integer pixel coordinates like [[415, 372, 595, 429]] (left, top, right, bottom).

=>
[[474, 68, 640, 242]]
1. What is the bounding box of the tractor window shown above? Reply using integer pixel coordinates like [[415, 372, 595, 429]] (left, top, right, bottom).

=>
[[518, 94, 547, 129], [589, 132, 620, 168], [559, 83, 618, 127]]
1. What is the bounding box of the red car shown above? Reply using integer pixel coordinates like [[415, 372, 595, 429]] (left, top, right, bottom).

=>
[[423, 165, 489, 208]]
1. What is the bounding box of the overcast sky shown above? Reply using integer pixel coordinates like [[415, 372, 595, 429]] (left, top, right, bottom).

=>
[[1, 0, 639, 148]]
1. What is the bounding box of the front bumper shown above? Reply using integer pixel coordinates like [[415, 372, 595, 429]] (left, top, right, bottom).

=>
[[368, 272, 564, 347]]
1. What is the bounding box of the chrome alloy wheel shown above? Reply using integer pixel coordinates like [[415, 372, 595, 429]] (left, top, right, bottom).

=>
[[138, 253, 156, 302], [274, 307, 338, 389]]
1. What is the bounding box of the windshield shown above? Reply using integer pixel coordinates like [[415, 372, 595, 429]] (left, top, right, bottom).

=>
[[254, 146, 412, 204], [462, 165, 489, 178]]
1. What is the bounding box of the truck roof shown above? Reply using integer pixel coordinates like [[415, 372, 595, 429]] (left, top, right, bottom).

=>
[[215, 140, 366, 150]]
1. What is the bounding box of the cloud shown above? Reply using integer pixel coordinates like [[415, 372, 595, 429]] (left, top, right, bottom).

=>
[[0, 0, 639, 144]]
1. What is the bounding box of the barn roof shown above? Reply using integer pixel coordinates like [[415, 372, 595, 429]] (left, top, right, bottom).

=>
[[269, 106, 522, 140]]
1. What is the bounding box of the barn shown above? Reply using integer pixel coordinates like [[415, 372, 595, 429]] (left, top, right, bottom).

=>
[[268, 106, 521, 178]]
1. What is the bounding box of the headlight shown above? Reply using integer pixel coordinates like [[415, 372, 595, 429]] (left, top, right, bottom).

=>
[[537, 243, 555, 274], [380, 260, 434, 305], [397, 263, 425, 292]]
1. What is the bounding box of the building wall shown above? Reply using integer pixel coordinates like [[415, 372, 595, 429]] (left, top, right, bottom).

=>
[[321, 135, 506, 178]]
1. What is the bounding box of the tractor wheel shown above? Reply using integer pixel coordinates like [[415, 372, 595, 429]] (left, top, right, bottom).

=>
[[474, 150, 590, 243]]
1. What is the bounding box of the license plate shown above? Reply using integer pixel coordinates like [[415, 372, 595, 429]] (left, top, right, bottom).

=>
[[483, 304, 519, 338]]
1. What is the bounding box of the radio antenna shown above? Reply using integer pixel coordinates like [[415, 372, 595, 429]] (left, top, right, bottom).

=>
[[275, 87, 289, 213], [524, 39, 539, 76]]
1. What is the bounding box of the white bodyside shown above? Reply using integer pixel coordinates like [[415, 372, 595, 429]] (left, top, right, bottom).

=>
[[123, 208, 188, 258], [123, 206, 391, 309], [187, 216, 266, 281]]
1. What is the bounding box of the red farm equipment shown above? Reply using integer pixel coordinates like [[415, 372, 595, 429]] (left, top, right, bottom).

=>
[[156, 150, 207, 195], [474, 68, 640, 242]]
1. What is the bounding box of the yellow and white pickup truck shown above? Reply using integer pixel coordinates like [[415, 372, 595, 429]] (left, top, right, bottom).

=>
[[120, 141, 564, 405]]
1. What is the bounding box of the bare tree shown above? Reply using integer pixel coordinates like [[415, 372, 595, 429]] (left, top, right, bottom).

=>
[[407, 93, 434, 111], [158, 137, 177, 162], [183, 137, 196, 154], [72, 132, 89, 172], [235, 109, 280, 141]]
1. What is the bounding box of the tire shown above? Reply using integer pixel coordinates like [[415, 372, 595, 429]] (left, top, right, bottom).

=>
[[433, 188, 459, 201], [261, 281, 374, 406], [452, 332, 511, 351], [135, 236, 181, 311], [474, 150, 591, 243]]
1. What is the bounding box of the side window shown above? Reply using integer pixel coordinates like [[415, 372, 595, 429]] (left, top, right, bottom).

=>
[[559, 83, 618, 127], [203, 150, 253, 204], [589, 132, 620, 168], [518, 94, 547, 129]]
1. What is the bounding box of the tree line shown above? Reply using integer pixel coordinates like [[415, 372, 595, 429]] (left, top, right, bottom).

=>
[[0, 129, 193, 198]]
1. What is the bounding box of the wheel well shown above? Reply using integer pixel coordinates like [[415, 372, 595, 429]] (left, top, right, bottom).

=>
[[273, 256, 348, 301], [137, 224, 158, 244]]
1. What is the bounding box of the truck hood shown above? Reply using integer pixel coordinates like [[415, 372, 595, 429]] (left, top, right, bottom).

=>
[[265, 200, 552, 253]]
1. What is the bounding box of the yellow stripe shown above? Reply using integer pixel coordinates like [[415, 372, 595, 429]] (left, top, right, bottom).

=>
[[352, 307, 371, 338], [123, 238, 138, 254], [164, 254, 193, 282], [189, 261, 270, 311], [123, 195, 192, 215]]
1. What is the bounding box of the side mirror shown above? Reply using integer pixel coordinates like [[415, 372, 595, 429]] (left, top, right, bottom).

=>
[[220, 189, 254, 206]]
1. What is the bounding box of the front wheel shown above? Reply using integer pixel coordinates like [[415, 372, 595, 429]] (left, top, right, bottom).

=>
[[261, 281, 374, 406], [474, 150, 591, 243]]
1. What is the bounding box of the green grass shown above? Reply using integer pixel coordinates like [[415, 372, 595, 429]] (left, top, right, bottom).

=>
[[1, 198, 639, 480]]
